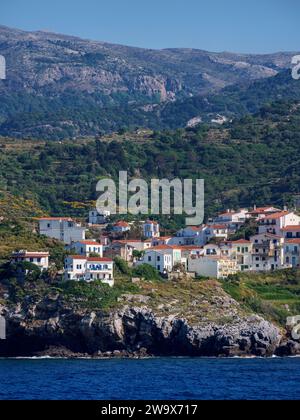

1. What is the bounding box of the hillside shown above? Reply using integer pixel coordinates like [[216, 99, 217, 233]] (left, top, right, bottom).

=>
[[158, 69, 300, 129], [0, 100, 299, 225], [0, 25, 296, 139]]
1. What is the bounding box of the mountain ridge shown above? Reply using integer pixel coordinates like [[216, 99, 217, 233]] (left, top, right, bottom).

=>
[[0, 25, 298, 139]]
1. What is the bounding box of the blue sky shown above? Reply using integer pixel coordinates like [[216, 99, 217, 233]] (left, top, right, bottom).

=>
[[1, 0, 299, 53]]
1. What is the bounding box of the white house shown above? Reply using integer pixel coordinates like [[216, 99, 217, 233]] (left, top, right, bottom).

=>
[[203, 243, 221, 256], [170, 225, 208, 246], [138, 245, 182, 273], [39, 217, 86, 244], [258, 211, 300, 236], [281, 225, 300, 239], [11, 250, 49, 271], [284, 239, 300, 268], [151, 236, 173, 246], [250, 233, 286, 271], [224, 239, 252, 271], [205, 224, 229, 241], [64, 256, 114, 286], [89, 209, 110, 225], [214, 209, 249, 225], [112, 221, 130, 233], [188, 255, 238, 279], [69, 240, 103, 257], [247, 206, 282, 220], [143, 220, 160, 238]]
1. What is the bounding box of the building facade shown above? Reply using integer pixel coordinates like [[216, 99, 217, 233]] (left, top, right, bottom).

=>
[[39, 217, 86, 244], [64, 256, 114, 286], [11, 250, 49, 271]]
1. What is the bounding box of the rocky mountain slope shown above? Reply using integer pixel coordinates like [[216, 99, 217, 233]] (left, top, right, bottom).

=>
[[0, 25, 293, 99], [0, 25, 296, 138]]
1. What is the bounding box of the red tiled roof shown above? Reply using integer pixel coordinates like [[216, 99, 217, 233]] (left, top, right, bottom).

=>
[[77, 241, 102, 246], [286, 238, 300, 244], [264, 211, 291, 220], [281, 225, 300, 232], [147, 245, 181, 251], [227, 239, 251, 244], [87, 257, 113, 262], [114, 221, 129, 227], [209, 224, 228, 230], [188, 226, 203, 231], [67, 256, 113, 262], [248, 207, 281, 214]]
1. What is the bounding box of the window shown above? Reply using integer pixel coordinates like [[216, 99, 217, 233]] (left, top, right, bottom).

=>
[[47, 223, 51, 228], [157, 256, 161, 262], [157, 265, 161, 271], [148, 256, 151, 262]]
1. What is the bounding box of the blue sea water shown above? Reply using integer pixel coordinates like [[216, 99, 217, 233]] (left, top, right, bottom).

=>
[[0, 357, 300, 400]]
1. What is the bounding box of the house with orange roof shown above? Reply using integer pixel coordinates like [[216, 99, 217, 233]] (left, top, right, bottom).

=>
[[112, 220, 130, 233], [214, 208, 249, 226], [281, 225, 300, 239], [247, 206, 282, 219], [258, 211, 300, 236], [38, 217, 86, 244], [69, 240, 103, 257], [64, 255, 114, 286]]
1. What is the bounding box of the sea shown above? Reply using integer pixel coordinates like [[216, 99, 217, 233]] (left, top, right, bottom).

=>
[[0, 357, 300, 400]]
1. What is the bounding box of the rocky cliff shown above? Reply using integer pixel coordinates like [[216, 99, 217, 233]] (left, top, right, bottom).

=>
[[0, 25, 293, 99], [0, 279, 298, 358]]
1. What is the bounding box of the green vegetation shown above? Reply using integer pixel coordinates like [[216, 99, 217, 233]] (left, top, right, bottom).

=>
[[223, 269, 300, 326], [1, 70, 299, 139], [0, 100, 299, 227]]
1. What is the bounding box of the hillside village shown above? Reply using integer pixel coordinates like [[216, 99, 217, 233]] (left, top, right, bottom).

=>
[[9, 204, 300, 287]]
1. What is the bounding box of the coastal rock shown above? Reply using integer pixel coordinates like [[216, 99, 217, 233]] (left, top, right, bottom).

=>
[[0, 300, 284, 358]]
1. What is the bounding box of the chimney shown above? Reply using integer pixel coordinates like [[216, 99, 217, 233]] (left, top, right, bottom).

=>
[[253, 204, 257, 211]]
